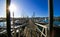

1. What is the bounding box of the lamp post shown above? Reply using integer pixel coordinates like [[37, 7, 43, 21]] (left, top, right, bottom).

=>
[[6, 0, 11, 37]]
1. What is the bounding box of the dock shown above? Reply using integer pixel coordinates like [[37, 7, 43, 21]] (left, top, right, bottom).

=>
[[0, 19, 48, 37]]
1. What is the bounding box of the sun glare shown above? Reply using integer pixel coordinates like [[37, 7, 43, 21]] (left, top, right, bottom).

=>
[[9, 4, 16, 13]]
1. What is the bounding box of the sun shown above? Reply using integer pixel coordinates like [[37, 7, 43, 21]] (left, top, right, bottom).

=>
[[9, 4, 16, 13]]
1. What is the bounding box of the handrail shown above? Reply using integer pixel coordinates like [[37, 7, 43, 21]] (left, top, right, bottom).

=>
[[35, 23, 47, 37], [0, 22, 48, 37], [35, 23, 47, 28]]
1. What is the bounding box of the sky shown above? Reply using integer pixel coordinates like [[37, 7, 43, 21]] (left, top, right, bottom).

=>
[[54, 0, 60, 17], [0, 0, 60, 17]]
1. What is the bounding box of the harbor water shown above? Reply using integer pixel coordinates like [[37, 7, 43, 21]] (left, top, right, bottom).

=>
[[0, 20, 60, 27]]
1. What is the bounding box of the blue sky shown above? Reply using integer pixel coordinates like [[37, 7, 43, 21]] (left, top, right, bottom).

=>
[[54, 0, 60, 17], [0, 0, 6, 17], [0, 0, 60, 17]]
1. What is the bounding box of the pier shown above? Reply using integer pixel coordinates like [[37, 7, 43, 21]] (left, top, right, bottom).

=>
[[0, 19, 48, 37], [1, 0, 60, 37]]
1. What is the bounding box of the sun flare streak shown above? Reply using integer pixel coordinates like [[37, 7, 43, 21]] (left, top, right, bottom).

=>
[[9, 4, 17, 13]]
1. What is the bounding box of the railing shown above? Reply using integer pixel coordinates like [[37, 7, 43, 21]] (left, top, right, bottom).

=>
[[0, 23, 27, 37], [0, 21, 48, 37], [35, 23, 48, 37]]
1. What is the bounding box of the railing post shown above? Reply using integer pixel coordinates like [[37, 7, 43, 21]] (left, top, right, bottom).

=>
[[41, 28, 44, 37], [18, 27, 21, 37], [45, 28, 47, 37], [30, 29, 32, 37], [6, 0, 11, 37], [14, 28, 16, 37]]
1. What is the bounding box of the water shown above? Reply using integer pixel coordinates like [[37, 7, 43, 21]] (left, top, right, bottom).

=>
[[0, 22, 6, 27], [40, 20, 60, 26], [0, 20, 60, 27], [54, 21, 60, 26]]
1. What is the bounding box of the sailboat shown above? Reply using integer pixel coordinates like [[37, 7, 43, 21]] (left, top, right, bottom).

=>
[[45, 18, 47, 21]]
